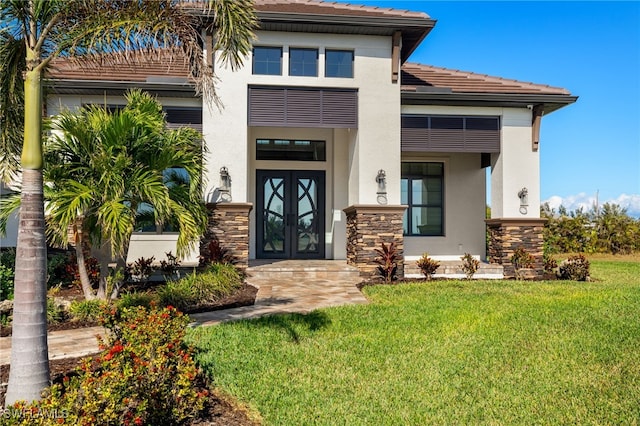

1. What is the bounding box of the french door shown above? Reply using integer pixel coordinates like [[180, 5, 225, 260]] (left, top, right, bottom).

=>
[[256, 170, 325, 259]]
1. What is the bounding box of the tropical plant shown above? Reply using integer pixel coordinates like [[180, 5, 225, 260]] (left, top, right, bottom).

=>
[[416, 253, 440, 281], [160, 251, 182, 281], [558, 254, 591, 281], [374, 242, 399, 283], [460, 253, 480, 280], [0, 0, 256, 405], [510, 247, 535, 280]]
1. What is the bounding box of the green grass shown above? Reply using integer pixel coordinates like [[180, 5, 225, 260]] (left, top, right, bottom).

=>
[[187, 260, 640, 425]]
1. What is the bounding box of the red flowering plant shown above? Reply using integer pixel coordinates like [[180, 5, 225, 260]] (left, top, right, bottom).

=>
[[6, 305, 206, 425]]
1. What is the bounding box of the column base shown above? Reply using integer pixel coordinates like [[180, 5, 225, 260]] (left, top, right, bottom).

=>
[[485, 218, 547, 279], [201, 203, 253, 270], [344, 205, 407, 279]]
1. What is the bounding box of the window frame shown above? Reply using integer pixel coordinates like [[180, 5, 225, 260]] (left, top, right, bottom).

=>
[[325, 49, 354, 78], [252, 46, 283, 76], [401, 162, 445, 237], [289, 47, 319, 77]]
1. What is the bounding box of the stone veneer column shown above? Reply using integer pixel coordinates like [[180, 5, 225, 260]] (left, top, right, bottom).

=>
[[343, 205, 407, 279], [485, 218, 547, 279], [201, 203, 253, 270]]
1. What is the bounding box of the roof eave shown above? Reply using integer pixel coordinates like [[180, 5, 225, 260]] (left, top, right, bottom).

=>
[[401, 91, 578, 114], [44, 79, 199, 98], [256, 11, 435, 62]]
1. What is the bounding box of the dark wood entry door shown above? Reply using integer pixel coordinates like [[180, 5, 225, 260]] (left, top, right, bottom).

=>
[[256, 170, 325, 259]]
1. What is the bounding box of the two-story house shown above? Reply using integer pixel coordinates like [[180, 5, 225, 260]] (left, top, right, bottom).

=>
[[31, 0, 577, 278]]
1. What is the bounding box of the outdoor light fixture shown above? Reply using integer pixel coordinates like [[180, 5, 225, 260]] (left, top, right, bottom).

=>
[[518, 187, 528, 215], [376, 169, 387, 205], [219, 166, 231, 202]]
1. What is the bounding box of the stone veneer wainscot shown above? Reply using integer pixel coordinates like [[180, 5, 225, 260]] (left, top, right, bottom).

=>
[[201, 203, 253, 270], [343, 205, 407, 278], [485, 218, 547, 279]]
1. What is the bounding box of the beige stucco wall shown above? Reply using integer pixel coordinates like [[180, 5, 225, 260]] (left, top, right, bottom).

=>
[[208, 30, 401, 259], [401, 104, 540, 259]]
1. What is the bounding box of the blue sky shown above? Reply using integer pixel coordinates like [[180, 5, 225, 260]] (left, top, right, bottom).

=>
[[345, 1, 640, 216]]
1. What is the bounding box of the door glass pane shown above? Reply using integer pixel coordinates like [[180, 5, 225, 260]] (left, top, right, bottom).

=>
[[263, 178, 285, 253], [296, 178, 319, 253]]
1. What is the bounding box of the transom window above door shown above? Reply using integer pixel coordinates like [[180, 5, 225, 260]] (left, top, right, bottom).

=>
[[256, 139, 326, 161]]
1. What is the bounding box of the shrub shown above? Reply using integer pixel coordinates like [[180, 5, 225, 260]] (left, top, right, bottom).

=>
[[47, 297, 66, 325], [126, 256, 155, 283], [159, 251, 181, 281], [66, 255, 100, 289], [558, 254, 590, 281], [543, 252, 558, 274], [9, 305, 207, 425], [0, 264, 14, 300], [511, 247, 535, 280], [157, 264, 243, 312], [416, 253, 440, 280], [117, 291, 157, 310], [460, 253, 480, 279], [69, 299, 107, 322], [199, 239, 235, 266], [47, 252, 75, 289], [374, 242, 399, 283]]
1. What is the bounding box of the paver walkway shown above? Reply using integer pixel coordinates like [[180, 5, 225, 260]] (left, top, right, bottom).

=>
[[0, 262, 367, 366]]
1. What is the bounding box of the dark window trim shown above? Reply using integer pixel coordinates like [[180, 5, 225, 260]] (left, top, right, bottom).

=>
[[256, 139, 326, 162], [402, 162, 445, 237]]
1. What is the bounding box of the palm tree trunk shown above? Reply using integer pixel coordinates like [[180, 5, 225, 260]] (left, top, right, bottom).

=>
[[5, 66, 49, 405], [74, 222, 96, 300]]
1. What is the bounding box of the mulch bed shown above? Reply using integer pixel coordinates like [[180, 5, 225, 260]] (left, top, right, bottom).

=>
[[0, 283, 258, 337]]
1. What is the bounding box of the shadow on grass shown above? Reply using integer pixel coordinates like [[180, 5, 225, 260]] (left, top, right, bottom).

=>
[[246, 311, 331, 343]]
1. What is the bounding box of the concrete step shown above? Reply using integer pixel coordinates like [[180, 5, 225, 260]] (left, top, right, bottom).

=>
[[404, 260, 504, 279], [247, 260, 361, 282]]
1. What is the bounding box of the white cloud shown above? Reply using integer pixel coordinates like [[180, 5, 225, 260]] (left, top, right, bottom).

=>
[[543, 193, 640, 218]]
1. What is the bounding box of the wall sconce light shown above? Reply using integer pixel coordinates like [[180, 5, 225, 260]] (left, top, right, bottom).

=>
[[376, 169, 387, 205], [219, 166, 232, 202], [518, 187, 528, 215]]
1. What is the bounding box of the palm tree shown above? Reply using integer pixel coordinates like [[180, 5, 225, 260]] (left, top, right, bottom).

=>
[[43, 89, 207, 300], [0, 0, 255, 405]]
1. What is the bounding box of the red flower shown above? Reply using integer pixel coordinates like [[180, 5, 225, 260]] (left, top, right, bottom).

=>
[[134, 417, 143, 425]]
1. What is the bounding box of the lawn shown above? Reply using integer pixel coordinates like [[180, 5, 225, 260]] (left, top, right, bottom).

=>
[[187, 259, 640, 425]]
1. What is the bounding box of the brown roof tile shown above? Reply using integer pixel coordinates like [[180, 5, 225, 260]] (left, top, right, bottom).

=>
[[401, 63, 571, 95], [46, 50, 190, 82], [253, 0, 430, 19]]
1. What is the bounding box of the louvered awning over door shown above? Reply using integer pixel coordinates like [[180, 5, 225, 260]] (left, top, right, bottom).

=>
[[401, 115, 500, 153], [248, 86, 358, 128]]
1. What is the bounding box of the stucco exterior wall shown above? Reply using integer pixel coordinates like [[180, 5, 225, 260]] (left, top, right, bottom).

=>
[[209, 30, 401, 259], [400, 104, 540, 259], [402, 152, 487, 260]]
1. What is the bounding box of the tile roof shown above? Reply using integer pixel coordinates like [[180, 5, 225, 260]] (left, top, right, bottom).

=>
[[46, 50, 190, 83], [401, 63, 571, 95], [253, 0, 430, 19]]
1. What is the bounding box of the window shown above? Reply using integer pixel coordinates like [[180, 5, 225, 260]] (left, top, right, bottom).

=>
[[289, 48, 318, 77], [325, 50, 353, 78], [401, 162, 444, 236], [256, 139, 326, 161], [253, 46, 282, 75], [135, 168, 191, 233]]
